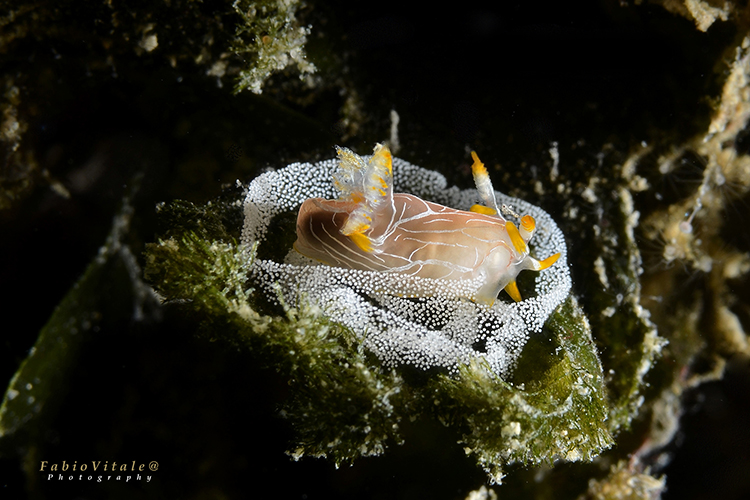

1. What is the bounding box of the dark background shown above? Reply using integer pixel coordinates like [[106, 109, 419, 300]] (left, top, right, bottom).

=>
[[1, 1, 749, 498]]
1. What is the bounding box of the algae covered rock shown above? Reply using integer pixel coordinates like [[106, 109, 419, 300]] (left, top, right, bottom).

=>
[[0, 0, 318, 210], [142, 146, 615, 482]]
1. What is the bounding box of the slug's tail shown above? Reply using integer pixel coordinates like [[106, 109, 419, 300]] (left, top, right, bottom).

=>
[[334, 143, 395, 252]]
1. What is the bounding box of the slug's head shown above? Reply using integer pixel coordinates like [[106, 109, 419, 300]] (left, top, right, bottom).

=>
[[465, 151, 562, 303], [507, 213, 558, 262], [501, 215, 561, 303]]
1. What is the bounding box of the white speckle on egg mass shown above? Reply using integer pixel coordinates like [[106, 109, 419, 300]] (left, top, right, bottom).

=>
[[242, 155, 571, 377]]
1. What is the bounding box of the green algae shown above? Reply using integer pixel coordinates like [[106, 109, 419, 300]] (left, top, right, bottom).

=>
[[144, 198, 412, 467], [434, 297, 613, 483], [142, 191, 613, 481], [232, 0, 317, 94]]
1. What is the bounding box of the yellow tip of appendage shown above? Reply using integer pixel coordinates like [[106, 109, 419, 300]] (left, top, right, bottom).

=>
[[470, 204, 497, 216], [520, 215, 536, 232], [506, 221, 528, 254], [537, 253, 560, 270], [470, 151, 487, 177], [349, 231, 373, 253], [504, 280, 522, 302], [373, 143, 393, 174]]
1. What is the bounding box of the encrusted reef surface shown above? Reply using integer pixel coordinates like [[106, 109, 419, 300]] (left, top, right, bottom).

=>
[[1, 1, 749, 499]]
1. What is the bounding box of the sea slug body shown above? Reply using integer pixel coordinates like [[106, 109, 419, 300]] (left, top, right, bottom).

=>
[[294, 144, 560, 305]]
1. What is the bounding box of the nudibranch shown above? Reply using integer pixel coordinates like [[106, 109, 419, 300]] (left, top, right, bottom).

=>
[[294, 144, 560, 305], [242, 144, 571, 376]]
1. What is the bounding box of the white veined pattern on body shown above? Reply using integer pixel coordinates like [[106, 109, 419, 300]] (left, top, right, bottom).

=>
[[242, 147, 571, 377], [296, 193, 507, 278]]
